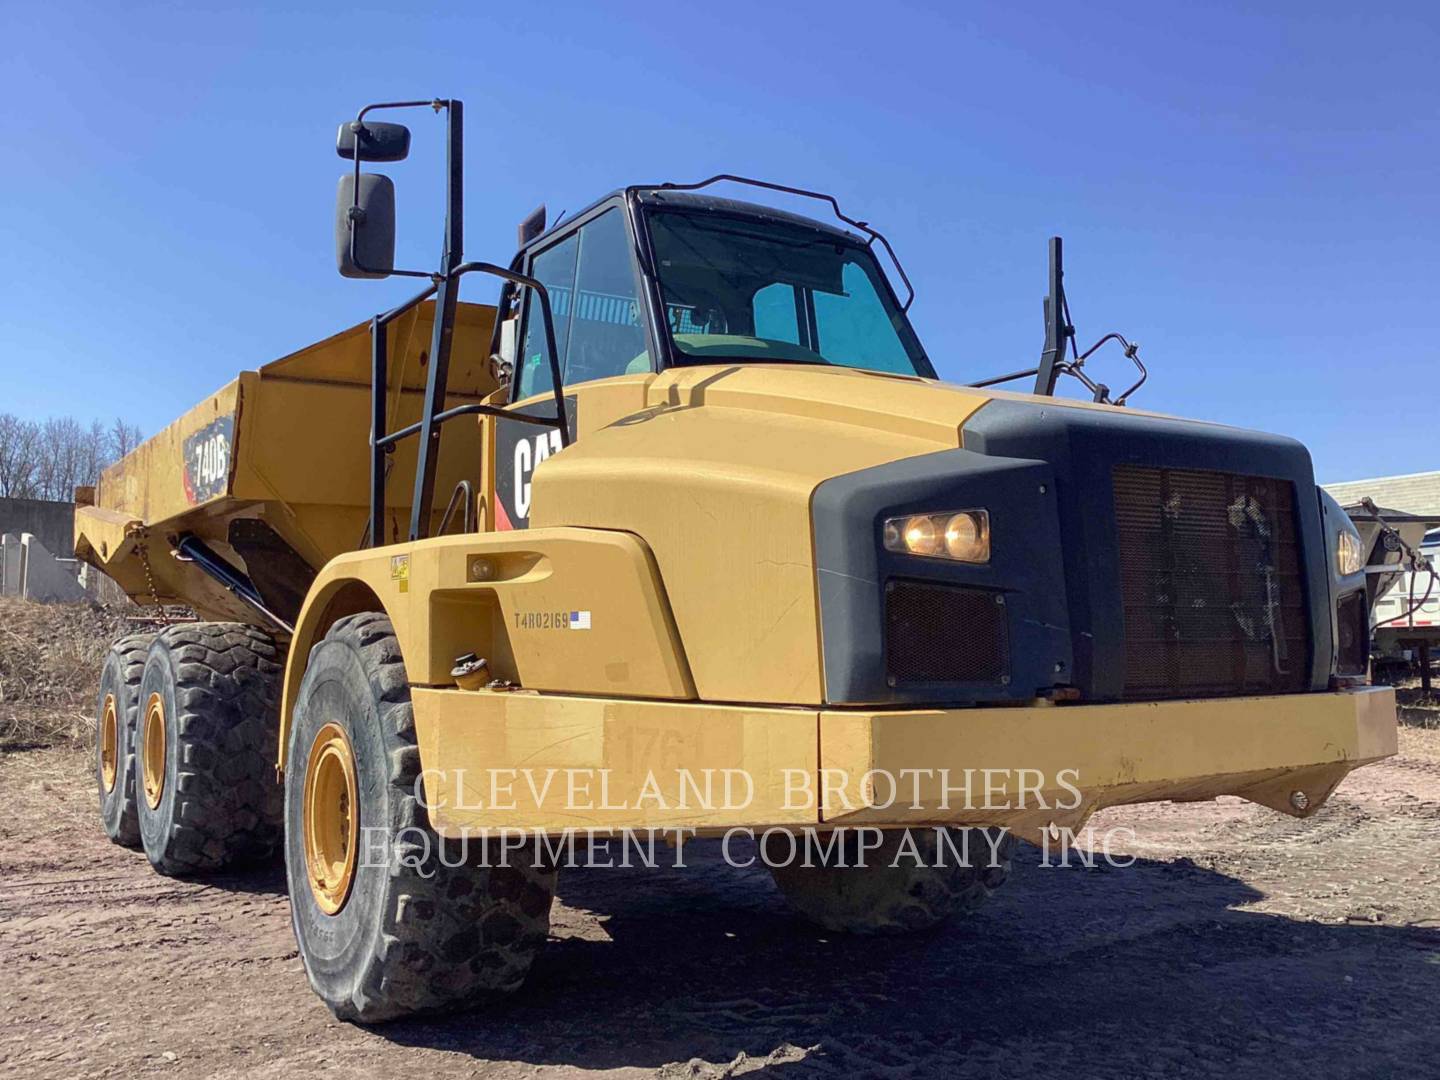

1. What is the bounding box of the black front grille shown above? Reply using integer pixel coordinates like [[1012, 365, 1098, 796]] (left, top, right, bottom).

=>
[[884, 580, 1009, 685], [1113, 464, 1310, 700]]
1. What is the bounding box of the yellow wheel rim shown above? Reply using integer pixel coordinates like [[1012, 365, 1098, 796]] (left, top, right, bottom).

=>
[[99, 693, 119, 793], [142, 692, 167, 809], [303, 722, 360, 915]]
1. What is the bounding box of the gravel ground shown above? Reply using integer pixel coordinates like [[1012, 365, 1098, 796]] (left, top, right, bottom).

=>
[[2, 729, 1438, 1079]]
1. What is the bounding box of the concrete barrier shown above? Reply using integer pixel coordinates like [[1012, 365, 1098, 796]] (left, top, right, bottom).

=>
[[0, 497, 75, 558], [2, 533, 19, 596], [17, 533, 90, 603], [2, 529, 133, 605]]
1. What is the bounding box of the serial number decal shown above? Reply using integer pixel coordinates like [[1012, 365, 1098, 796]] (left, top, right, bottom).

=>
[[181, 415, 234, 505], [514, 610, 572, 630]]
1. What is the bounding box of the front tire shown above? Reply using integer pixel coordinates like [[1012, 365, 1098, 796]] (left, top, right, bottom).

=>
[[285, 613, 556, 1024], [765, 826, 1014, 934]]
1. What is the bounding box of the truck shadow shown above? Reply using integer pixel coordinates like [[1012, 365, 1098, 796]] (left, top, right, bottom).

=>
[[191, 861, 289, 898], [375, 839, 1440, 1076]]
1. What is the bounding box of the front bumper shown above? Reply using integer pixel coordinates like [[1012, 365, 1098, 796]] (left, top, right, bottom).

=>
[[820, 686, 1397, 842], [413, 685, 1396, 840]]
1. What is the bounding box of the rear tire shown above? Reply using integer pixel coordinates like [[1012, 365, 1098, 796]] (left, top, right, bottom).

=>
[[95, 634, 153, 848], [285, 612, 556, 1024], [765, 827, 1014, 934], [134, 622, 284, 875]]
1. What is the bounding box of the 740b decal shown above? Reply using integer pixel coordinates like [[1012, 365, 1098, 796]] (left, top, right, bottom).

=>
[[182, 415, 234, 504]]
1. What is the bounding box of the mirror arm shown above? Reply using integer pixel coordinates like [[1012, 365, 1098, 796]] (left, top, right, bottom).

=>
[[345, 99, 453, 280], [356, 99, 446, 122]]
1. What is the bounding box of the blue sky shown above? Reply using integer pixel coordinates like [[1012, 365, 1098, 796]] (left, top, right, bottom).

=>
[[2, 1, 1435, 482]]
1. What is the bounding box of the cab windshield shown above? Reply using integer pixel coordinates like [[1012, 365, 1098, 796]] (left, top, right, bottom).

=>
[[646, 209, 933, 377]]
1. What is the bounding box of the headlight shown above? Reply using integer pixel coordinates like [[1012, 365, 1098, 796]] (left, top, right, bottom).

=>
[[1336, 527, 1365, 576], [883, 510, 990, 563]]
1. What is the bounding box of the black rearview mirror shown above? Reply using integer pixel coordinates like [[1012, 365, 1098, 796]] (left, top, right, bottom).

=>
[[336, 121, 411, 163], [335, 173, 396, 279]]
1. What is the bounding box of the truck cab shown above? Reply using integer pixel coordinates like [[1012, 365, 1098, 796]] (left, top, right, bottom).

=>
[[489, 187, 933, 528]]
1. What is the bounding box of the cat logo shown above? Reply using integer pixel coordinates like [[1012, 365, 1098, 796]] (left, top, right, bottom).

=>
[[512, 428, 565, 520], [495, 396, 577, 531]]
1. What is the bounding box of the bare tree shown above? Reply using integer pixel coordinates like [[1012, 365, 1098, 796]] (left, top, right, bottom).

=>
[[1, 413, 144, 502], [109, 418, 144, 460], [37, 418, 78, 500], [0, 414, 41, 498], [79, 420, 109, 493]]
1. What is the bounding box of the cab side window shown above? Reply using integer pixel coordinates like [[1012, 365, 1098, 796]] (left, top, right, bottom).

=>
[[565, 210, 647, 385], [515, 232, 578, 400], [515, 208, 646, 400]]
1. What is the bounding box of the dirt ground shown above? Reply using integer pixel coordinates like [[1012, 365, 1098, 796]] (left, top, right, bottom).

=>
[[2, 729, 1438, 1080]]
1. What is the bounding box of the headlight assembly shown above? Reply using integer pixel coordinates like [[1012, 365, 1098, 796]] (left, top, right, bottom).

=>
[[1336, 527, 1365, 577], [883, 510, 990, 563]]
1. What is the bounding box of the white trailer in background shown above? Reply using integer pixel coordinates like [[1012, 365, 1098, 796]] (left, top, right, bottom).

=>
[[1371, 533, 1440, 631], [1343, 504, 1440, 687]]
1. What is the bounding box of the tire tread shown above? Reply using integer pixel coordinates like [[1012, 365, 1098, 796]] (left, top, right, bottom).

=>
[[297, 612, 555, 1023], [139, 622, 283, 875], [95, 632, 154, 848]]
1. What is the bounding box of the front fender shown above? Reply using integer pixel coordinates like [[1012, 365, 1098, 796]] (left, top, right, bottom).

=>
[[277, 528, 694, 772]]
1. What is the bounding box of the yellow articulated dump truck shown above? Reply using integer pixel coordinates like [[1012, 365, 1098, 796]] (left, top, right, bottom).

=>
[[76, 98, 1396, 1023]]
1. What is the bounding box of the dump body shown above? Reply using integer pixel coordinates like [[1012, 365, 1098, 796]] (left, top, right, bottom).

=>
[[75, 302, 498, 623]]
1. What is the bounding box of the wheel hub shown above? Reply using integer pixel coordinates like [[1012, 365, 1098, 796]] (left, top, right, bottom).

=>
[[99, 693, 119, 793], [303, 722, 360, 915], [141, 692, 166, 809]]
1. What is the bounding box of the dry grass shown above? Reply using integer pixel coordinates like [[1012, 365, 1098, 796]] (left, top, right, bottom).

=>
[[0, 597, 133, 750], [1394, 682, 1440, 729]]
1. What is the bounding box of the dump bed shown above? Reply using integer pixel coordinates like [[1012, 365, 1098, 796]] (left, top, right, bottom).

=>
[[75, 301, 498, 624]]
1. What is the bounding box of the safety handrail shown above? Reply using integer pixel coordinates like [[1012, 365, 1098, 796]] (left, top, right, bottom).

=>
[[367, 261, 568, 547]]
